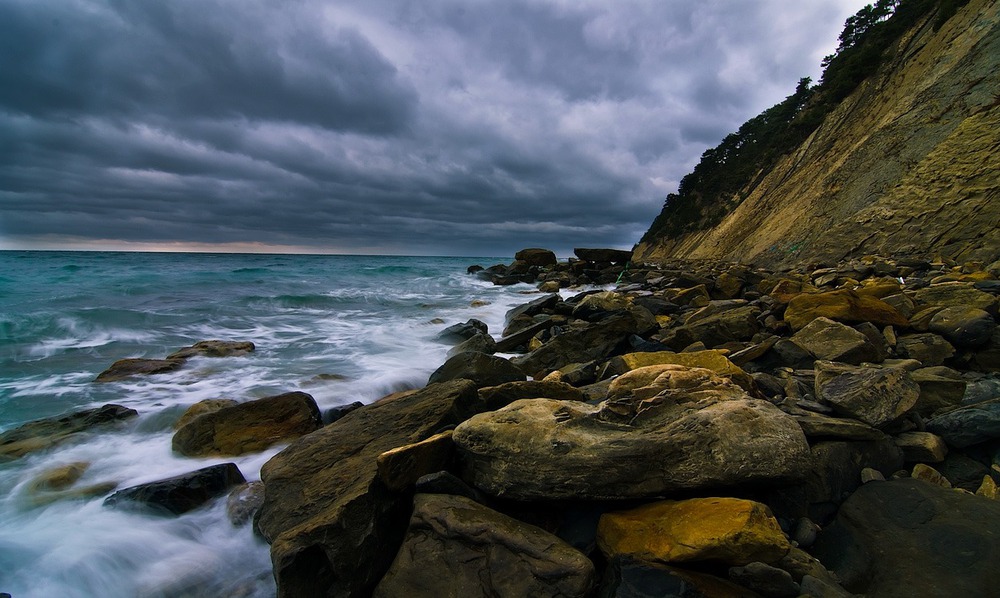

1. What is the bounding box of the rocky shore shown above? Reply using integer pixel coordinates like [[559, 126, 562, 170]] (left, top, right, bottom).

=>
[[3, 248, 1000, 597]]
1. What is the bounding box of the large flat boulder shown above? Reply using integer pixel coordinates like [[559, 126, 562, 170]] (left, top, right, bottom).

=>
[[373, 493, 594, 597], [254, 380, 480, 598], [453, 368, 810, 501], [104, 463, 245, 516], [812, 479, 1000, 597], [95, 358, 184, 382], [171, 391, 322, 457], [783, 290, 907, 331]]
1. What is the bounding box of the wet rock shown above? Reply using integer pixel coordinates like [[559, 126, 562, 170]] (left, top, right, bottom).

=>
[[446, 331, 497, 357], [453, 368, 809, 501], [173, 399, 239, 430], [927, 306, 996, 348], [94, 358, 184, 382], [255, 380, 480, 598], [376, 431, 454, 492], [172, 392, 322, 457], [427, 352, 525, 388], [812, 479, 1000, 597], [436, 319, 489, 343], [597, 497, 790, 566], [599, 557, 756, 598], [373, 493, 594, 598], [504, 293, 561, 324], [814, 362, 919, 428], [104, 463, 246, 516], [514, 247, 557, 267], [0, 404, 138, 460], [227, 481, 266, 526], [783, 290, 907, 331], [911, 366, 967, 416], [926, 398, 1000, 448], [494, 317, 555, 352], [166, 340, 255, 360], [791, 317, 880, 365], [322, 401, 364, 424]]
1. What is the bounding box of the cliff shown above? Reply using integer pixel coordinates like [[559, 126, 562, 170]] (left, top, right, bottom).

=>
[[635, 0, 1000, 269]]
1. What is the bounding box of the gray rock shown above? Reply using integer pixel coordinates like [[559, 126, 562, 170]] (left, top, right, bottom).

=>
[[926, 398, 1000, 448], [510, 312, 644, 378], [814, 362, 919, 428], [446, 331, 497, 357], [792, 317, 879, 365], [453, 369, 810, 501], [437, 319, 489, 342], [104, 463, 246, 516], [812, 478, 1000, 597], [373, 493, 594, 598], [226, 481, 266, 526], [728, 562, 800, 598], [895, 333, 956, 367], [928, 306, 996, 348], [428, 352, 525, 388]]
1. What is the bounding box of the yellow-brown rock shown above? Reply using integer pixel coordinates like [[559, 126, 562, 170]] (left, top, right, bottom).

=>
[[376, 431, 454, 491], [976, 475, 1000, 500], [784, 290, 908, 331], [173, 398, 238, 430], [603, 350, 755, 393], [597, 497, 790, 566]]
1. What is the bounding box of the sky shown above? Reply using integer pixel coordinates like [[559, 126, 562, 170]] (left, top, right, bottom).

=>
[[0, 0, 871, 257]]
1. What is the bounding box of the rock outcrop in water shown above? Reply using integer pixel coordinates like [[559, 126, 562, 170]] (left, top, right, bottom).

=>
[[247, 248, 1000, 597]]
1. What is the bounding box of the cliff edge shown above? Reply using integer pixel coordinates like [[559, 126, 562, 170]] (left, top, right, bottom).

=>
[[635, 0, 1000, 269]]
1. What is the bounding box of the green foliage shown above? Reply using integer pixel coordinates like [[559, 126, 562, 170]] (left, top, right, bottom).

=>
[[642, 0, 965, 246]]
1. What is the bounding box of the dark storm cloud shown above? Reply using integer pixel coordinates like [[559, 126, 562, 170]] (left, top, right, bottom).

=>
[[0, 0, 869, 256]]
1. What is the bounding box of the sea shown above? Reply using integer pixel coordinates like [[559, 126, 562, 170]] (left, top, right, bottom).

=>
[[0, 250, 543, 598]]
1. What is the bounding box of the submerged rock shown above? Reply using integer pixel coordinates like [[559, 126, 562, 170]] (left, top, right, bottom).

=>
[[373, 493, 594, 598], [0, 404, 138, 460], [94, 358, 184, 382], [104, 463, 246, 516], [172, 391, 322, 457]]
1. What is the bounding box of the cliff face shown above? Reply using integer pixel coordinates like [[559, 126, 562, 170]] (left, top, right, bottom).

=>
[[635, 0, 1000, 268]]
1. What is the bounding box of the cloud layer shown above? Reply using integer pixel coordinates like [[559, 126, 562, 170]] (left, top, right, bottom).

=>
[[0, 0, 867, 256]]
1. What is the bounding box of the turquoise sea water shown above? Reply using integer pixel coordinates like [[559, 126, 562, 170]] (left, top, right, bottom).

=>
[[0, 251, 530, 597]]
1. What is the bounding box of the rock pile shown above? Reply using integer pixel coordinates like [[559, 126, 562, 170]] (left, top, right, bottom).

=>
[[245, 250, 1000, 597]]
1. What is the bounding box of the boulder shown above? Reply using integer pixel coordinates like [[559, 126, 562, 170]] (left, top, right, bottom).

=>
[[893, 431, 948, 462], [895, 333, 956, 366], [911, 367, 966, 416], [926, 398, 1000, 448], [805, 439, 905, 516], [446, 331, 497, 357], [597, 497, 790, 566], [601, 350, 756, 393], [514, 247, 558, 267], [783, 290, 908, 331], [476, 380, 586, 411], [812, 479, 1000, 597], [600, 557, 758, 598], [572, 291, 632, 320], [791, 317, 880, 365], [427, 352, 525, 388], [0, 404, 138, 460], [494, 318, 555, 352], [173, 398, 238, 430], [792, 413, 883, 441], [437, 319, 489, 342], [728, 562, 800, 598], [453, 368, 810, 501], [171, 392, 322, 457], [669, 305, 762, 350], [504, 294, 561, 325], [814, 362, 919, 428], [323, 400, 364, 424], [910, 282, 997, 312], [166, 340, 255, 360], [927, 306, 996, 348], [510, 312, 644, 378], [104, 463, 246, 516], [373, 494, 594, 598], [376, 431, 454, 492], [94, 358, 184, 382], [254, 380, 480, 598], [575, 248, 633, 264]]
